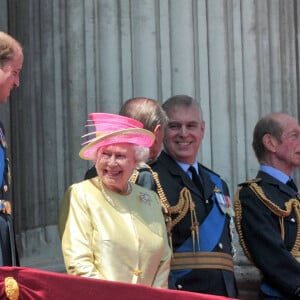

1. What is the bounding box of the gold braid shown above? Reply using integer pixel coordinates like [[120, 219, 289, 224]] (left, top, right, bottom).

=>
[[129, 162, 199, 251], [129, 163, 171, 215], [129, 169, 139, 184], [235, 181, 300, 262], [234, 186, 252, 261]]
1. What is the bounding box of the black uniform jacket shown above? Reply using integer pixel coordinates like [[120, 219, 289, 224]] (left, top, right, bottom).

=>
[[0, 122, 18, 266], [84, 166, 97, 180], [152, 151, 238, 297], [236, 170, 300, 298]]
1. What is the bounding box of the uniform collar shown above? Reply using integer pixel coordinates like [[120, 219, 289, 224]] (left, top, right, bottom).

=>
[[260, 165, 290, 184], [176, 160, 198, 174]]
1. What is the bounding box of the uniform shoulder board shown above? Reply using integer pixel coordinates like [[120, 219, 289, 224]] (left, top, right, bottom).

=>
[[238, 178, 262, 187], [135, 162, 151, 172]]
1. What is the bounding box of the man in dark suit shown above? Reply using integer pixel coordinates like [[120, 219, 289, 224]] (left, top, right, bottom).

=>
[[152, 95, 238, 297], [235, 112, 300, 299], [0, 31, 23, 266]]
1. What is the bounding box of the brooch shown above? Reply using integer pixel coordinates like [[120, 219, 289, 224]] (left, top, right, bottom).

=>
[[139, 192, 152, 205]]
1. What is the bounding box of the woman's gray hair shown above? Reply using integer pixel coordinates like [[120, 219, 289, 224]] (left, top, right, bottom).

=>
[[134, 145, 150, 163]]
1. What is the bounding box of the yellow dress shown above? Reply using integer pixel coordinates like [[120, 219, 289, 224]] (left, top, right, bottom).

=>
[[58, 178, 171, 288]]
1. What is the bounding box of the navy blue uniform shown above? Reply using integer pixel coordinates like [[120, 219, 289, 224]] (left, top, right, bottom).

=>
[[235, 171, 300, 299], [152, 151, 238, 297], [0, 122, 18, 266]]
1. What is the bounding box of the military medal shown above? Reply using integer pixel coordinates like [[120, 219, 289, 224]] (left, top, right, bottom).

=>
[[215, 192, 227, 214], [0, 128, 7, 149], [215, 190, 235, 216], [224, 195, 235, 216]]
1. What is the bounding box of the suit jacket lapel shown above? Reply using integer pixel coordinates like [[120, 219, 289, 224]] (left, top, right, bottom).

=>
[[198, 163, 216, 198]]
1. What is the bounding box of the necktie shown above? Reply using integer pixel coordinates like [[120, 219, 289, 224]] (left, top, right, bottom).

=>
[[287, 179, 298, 192], [188, 166, 203, 194]]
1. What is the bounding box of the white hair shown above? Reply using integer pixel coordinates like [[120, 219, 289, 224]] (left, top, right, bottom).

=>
[[133, 145, 149, 163]]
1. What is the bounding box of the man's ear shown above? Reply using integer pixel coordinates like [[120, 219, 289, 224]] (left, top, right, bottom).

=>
[[262, 133, 277, 152], [153, 124, 161, 135]]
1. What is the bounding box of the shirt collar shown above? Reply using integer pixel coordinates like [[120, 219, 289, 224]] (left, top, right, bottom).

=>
[[260, 165, 290, 184], [163, 149, 199, 174], [176, 160, 198, 174]]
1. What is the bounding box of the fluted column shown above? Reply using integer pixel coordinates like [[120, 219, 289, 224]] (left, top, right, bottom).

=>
[[1, 1, 299, 298]]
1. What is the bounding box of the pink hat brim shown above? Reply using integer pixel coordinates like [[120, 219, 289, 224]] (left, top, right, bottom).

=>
[[79, 128, 154, 161]]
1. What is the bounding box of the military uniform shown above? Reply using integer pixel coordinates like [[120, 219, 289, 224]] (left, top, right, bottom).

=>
[[235, 171, 300, 299], [84, 165, 97, 180], [152, 151, 238, 298], [0, 122, 18, 266]]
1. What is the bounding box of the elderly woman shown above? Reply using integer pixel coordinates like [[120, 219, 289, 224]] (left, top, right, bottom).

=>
[[58, 113, 171, 288]]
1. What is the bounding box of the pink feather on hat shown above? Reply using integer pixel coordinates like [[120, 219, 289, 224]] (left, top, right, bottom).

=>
[[79, 113, 154, 160]]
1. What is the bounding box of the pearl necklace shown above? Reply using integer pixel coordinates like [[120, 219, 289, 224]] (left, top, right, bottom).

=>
[[98, 179, 132, 207]]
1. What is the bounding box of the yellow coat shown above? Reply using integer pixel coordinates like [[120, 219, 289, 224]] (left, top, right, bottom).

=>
[[58, 178, 171, 288]]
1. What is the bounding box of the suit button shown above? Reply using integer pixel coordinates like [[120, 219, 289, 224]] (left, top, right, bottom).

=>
[[177, 284, 183, 289]]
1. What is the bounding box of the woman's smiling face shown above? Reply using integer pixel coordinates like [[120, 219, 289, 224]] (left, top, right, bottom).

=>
[[95, 143, 138, 193]]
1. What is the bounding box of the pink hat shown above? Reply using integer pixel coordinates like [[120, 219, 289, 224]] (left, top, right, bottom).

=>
[[79, 113, 155, 160]]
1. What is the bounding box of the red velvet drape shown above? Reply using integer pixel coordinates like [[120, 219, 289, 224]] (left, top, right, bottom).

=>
[[0, 267, 237, 300]]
